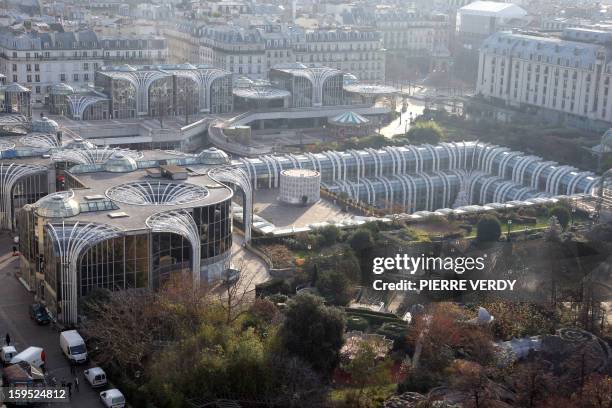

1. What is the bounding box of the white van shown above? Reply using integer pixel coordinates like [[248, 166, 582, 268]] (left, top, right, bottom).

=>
[[59, 330, 88, 364], [10, 346, 46, 369], [1, 345, 17, 365], [100, 389, 125, 408], [84, 367, 107, 388]]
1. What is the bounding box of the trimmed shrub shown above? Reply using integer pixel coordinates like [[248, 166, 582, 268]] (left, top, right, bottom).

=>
[[256, 278, 292, 297], [346, 315, 369, 332]]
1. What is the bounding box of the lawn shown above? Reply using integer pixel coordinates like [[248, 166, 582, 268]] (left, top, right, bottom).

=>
[[330, 384, 397, 405]]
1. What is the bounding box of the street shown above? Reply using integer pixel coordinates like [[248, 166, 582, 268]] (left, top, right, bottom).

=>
[[0, 232, 101, 408], [379, 98, 426, 138]]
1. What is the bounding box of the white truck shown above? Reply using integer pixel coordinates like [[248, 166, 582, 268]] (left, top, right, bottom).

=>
[[0, 345, 17, 365], [59, 330, 88, 364], [9, 347, 46, 370]]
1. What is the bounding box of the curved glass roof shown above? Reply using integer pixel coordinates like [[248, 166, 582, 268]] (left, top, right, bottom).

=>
[[344, 83, 398, 95], [20, 133, 60, 149], [103, 152, 138, 172], [0, 141, 16, 151], [233, 86, 290, 100], [35, 191, 80, 218], [198, 147, 230, 165], [50, 83, 75, 95], [4, 83, 30, 93], [32, 117, 60, 133], [106, 181, 209, 206], [51, 147, 143, 165]]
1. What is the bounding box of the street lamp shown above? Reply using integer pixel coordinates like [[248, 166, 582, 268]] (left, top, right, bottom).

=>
[[571, 207, 576, 227]]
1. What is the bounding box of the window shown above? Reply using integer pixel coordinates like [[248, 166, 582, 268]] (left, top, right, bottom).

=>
[[35, 75, 39, 82], [26, 75, 31, 82], [12, 64, 16, 72], [34, 64, 39, 71], [73, 74, 79, 81], [60, 74, 66, 82], [84, 73, 89, 81], [35, 86, 40, 94], [83, 63, 89, 70]]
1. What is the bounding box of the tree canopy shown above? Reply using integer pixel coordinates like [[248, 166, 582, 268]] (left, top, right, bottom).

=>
[[406, 120, 445, 145], [549, 206, 570, 230], [349, 228, 375, 252], [476, 215, 502, 242], [279, 293, 346, 375]]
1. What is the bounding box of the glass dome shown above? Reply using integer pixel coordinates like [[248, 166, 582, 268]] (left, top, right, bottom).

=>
[[103, 152, 138, 172], [197, 147, 230, 165], [4, 83, 30, 93], [32, 117, 60, 133], [35, 191, 80, 218]]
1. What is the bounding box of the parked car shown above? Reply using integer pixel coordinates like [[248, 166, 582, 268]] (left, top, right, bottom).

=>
[[10, 347, 46, 370], [29, 303, 51, 325], [59, 330, 88, 364], [1, 345, 17, 365], [84, 367, 107, 388], [100, 389, 125, 408]]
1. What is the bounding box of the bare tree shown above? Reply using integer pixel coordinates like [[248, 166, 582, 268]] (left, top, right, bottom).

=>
[[217, 260, 257, 324], [83, 289, 158, 375]]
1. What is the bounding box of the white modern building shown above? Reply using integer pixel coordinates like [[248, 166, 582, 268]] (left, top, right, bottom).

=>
[[279, 168, 321, 204], [457, 1, 528, 42]]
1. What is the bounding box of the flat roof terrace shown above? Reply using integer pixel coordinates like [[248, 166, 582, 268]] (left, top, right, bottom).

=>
[[58, 169, 234, 231], [252, 188, 354, 229]]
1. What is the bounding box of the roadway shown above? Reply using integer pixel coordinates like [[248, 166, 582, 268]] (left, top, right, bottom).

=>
[[230, 233, 271, 295], [0, 232, 101, 408]]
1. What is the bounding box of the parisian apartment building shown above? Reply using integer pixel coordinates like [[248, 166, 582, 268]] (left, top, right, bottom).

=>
[[476, 27, 612, 129], [0, 26, 168, 106], [163, 22, 385, 82]]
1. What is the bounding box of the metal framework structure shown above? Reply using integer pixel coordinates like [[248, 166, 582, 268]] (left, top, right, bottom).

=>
[[274, 64, 342, 106], [594, 168, 612, 223], [236, 142, 600, 211], [233, 86, 291, 100], [106, 181, 209, 206], [46, 222, 121, 325], [0, 113, 30, 134], [209, 166, 253, 242], [0, 162, 47, 229], [146, 210, 201, 285], [166, 67, 230, 112], [103, 70, 171, 115], [0, 141, 16, 152], [19, 133, 60, 149], [343, 84, 398, 96], [66, 95, 109, 120], [51, 147, 143, 165]]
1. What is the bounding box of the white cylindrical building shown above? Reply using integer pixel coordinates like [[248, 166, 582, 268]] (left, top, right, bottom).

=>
[[279, 169, 321, 205]]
